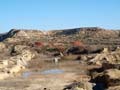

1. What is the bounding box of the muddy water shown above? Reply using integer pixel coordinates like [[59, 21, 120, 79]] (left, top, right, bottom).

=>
[[22, 69, 64, 78], [22, 61, 89, 78], [41, 69, 64, 74]]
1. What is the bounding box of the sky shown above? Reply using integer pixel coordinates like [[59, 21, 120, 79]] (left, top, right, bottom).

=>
[[0, 0, 120, 32]]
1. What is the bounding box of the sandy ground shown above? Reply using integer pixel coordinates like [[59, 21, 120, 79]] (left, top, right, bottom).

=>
[[0, 60, 99, 90]]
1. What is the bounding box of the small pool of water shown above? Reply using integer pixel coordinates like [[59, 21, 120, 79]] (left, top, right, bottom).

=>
[[41, 69, 64, 74], [22, 69, 64, 78]]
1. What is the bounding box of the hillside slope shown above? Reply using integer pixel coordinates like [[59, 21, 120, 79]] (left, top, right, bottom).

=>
[[0, 27, 120, 47]]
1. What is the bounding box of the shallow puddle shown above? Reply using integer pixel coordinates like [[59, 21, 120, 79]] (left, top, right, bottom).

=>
[[22, 69, 64, 78], [41, 69, 64, 74]]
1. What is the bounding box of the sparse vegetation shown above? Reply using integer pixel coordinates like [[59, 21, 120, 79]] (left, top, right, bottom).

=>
[[0, 27, 120, 90]]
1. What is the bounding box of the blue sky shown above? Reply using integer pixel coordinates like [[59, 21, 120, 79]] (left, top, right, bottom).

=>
[[0, 0, 120, 32]]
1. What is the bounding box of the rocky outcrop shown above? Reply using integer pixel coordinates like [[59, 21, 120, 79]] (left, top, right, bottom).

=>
[[0, 60, 8, 69], [12, 30, 30, 39], [0, 42, 6, 52], [0, 27, 120, 89], [49, 27, 120, 51], [0, 49, 35, 80], [0, 27, 120, 56], [89, 47, 120, 65], [0, 72, 10, 80], [63, 81, 93, 90], [90, 69, 120, 88], [50, 27, 120, 38], [12, 45, 29, 55], [89, 60, 120, 90]]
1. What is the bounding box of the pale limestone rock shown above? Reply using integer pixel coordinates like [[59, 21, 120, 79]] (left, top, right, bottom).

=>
[[75, 82, 93, 90], [17, 58, 27, 66], [102, 48, 109, 53], [0, 49, 35, 79], [0, 72, 9, 80], [105, 69, 120, 79], [0, 60, 8, 69], [75, 87, 85, 90], [90, 50, 120, 65], [81, 55, 88, 61], [10, 50, 35, 65], [13, 30, 30, 39], [8, 65, 25, 74], [21, 50, 35, 61], [14, 45, 28, 54], [108, 86, 120, 90], [0, 42, 6, 52], [116, 47, 120, 52], [95, 61, 102, 66], [5, 38, 20, 43]]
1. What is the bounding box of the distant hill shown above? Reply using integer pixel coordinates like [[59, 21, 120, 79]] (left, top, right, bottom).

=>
[[50, 27, 120, 38], [48, 27, 120, 48], [0, 27, 120, 48]]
